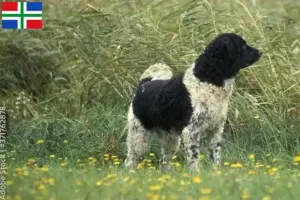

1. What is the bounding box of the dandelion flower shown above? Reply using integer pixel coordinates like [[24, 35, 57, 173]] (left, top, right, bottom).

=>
[[96, 180, 103, 186], [200, 196, 210, 200], [248, 170, 256, 175], [37, 139, 44, 144], [149, 185, 162, 191], [262, 196, 270, 200], [76, 180, 82, 186], [230, 163, 243, 168], [241, 189, 249, 199], [48, 178, 55, 186], [49, 154, 55, 158], [149, 153, 155, 157], [149, 184, 162, 191], [294, 156, 300, 163], [248, 154, 255, 160], [201, 188, 212, 195], [41, 165, 49, 172], [193, 176, 201, 183]]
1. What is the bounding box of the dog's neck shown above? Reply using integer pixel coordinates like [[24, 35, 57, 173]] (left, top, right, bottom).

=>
[[188, 64, 235, 95], [193, 53, 236, 87]]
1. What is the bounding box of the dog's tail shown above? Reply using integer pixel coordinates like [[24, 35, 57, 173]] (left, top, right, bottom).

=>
[[139, 63, 173, 84]]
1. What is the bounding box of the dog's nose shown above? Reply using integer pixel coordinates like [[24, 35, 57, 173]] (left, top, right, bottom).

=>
[[258, 50, 263, 56]]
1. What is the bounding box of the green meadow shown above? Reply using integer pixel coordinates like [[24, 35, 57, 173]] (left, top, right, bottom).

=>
[[1, 0, 300, 199]]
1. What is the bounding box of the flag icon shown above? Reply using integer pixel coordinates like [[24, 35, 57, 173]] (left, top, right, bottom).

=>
[[1, 2, 42, 29]]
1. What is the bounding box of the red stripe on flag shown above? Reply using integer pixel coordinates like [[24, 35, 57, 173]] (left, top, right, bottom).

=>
[[2, 2, 19, 11], [27, 20, 43, 29]]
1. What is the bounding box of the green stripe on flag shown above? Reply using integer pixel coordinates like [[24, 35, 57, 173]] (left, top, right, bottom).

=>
[[21, 2, 24, 29], [2, 14, 42, 17]]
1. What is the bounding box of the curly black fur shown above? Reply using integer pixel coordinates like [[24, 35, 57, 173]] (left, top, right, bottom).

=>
[[194, 33, 262, 87], [132, 74, 192, 132]]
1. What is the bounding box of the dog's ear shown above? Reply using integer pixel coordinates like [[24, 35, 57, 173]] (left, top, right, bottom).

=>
[[205, 38, 231, 64]]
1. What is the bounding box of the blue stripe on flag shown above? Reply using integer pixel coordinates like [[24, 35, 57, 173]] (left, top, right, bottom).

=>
[[26, 2, 42, 11], [2, 20, 18, 29]]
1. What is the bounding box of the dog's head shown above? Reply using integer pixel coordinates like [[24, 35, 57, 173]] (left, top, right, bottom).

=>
[[200, 33, 262, 79]]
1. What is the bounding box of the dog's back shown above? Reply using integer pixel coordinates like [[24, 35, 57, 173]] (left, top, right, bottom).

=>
[[132, 73, 193, 132]]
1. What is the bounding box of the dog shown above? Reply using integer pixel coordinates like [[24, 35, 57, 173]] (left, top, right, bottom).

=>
[[125, 33, 262, 171]]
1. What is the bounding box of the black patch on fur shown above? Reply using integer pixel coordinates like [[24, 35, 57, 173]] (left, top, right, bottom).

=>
[[132, 74, 193, 132], [194, 33, 262, 87]]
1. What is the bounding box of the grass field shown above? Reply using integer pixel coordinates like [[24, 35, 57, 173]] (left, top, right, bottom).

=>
[[2, 0, 300, 199]]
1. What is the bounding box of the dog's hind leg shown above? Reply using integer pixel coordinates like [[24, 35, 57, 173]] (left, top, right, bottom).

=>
[[159, 131, 181, 171], [125, 107, 149, 169]]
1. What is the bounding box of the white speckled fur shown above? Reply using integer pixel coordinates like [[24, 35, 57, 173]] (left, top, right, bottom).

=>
[[182, 65, 234, 171], [125, 63, 235, 171], [139, 63, 173, 81]]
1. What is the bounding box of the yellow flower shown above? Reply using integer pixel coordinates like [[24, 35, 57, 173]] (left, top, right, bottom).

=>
[[149, 184, 162, 191], [248, 170, 256, 175], [38, 184, 46, 191], [149, 153, 155, 157], [230, 163, 243, 168], [41, 165, 49, 172], [60, 162, 67, 167], [183, 173, 191, 178], [224, 162, 230, 166], [262, 196, 270, 200], [146, 193, 159, 200], [37, 139, 44, 144], [113, 161, 121, 165], [63, 140, 68, 144], [268, 168, 278, 176], [199, 154, 205, 160], [268, 188, 275, 194], [200, 196, 210, 200], [96, 180, 103, 186], [193, 176, 201, 183], [14, 195, 22, 200], [48, 178, 55, 186], [27, 158, 36, 165], [76, 180, 82, 186], [248, 154, 255, 160], [49, 154, 55, 158], [201, 188, 212, 195], [241, 189, 249, 199], [123, 176, 130, 182], [294, 156, 300, 163]]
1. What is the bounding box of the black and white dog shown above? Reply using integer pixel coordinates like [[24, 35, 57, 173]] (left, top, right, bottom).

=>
[[125, 33, 262, 171]]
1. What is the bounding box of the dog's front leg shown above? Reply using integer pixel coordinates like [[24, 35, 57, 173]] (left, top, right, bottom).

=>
[[209, 122, 225, 169], [182, 121, 205, 172]]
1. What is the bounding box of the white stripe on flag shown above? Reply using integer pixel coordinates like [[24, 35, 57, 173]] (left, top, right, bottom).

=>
[[1, 2, 21, 14], [24, 2, 42, 14], [2, 17, 21, 29]]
